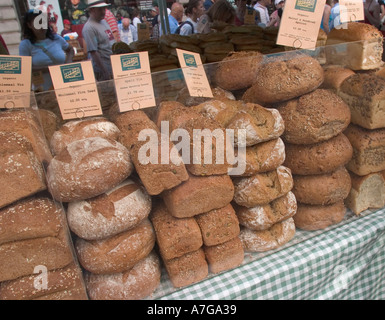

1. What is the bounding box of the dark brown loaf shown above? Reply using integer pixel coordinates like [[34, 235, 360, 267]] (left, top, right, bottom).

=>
[[0, 132, 46, 209], [176, 86, 236, 107], [293, 201, 346, 231], [242, 54, 324, 104], [75, 219, 155, 274], [195, 203, 240, 246], [50, 117, 120, 155], [38, 109, 60, 142], [234, 191, 297, 231], [85, 251, 161, 300], [162, 173, 235, 218], [276, 89, 351, 145], [46, 137, 133, 202], [292, 166, 351, 205], [233, 166, 294, 207], [67, 179, 152, 240], [343, 124, 385, 176], [150, 202, 203, 260], [284, 133, 353, 175], [320, 65, 355, 93]]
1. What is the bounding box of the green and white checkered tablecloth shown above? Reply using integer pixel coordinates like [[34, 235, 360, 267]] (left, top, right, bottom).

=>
[[150, 207, 385, 300]]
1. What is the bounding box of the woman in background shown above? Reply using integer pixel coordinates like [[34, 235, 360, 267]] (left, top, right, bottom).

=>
[[179, 0, 205, 35], [197, 0, 236, 34]]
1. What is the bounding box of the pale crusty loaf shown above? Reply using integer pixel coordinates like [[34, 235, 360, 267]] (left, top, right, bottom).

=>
[[343, 124, 385, 176], [0, 132, 46, 209], [0, 197, 74, 282], [284, 133, 353, 175], [292, 166, 351, 205], [47, 137, 133, 202], [203, 237, 244, 274], [67, 179, 152, 240], [320, 65, 355, 94], [293, 201, 346, 231], [163, 248, 208, 288], [242, 54, 324, 105], [276, 89, 351, 144], [75, 219, 155, 274], [234, 191, 297, 231], [0, 263, 87, 300], [338, 73, 385, 130], [214, 51, 264, 90], [85, 251, 161, 300], [233, 166, 293, 207], [150, 202, 203, 260], [195, 203, 240, 246], [345, 171, 385, 215], [239, 217, 296, 252], [326, 22, 383, 70], [176, 86, 236, 107], [162, 173, 234, 218], [50, 117, 121, 155], [114, 110, 189, 195]]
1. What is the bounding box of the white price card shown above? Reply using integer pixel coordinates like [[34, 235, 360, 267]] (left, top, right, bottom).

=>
[[176, 49, 213, 98], [0, 55, 32, 109], [111, 52, 156, 112], [340, 0, 364, 23], [49, 61, 102, 120], [277, 0, 326, 50]]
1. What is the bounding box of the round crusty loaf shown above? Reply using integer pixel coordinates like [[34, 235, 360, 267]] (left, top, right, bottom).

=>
[[235, 191, 297, 231], [242, 54, 324, 105], [284, 133, 353, 175], [292, 166, 351, 205], [75, 219, 155, 274], [50, 117, 120, 155], [214, 51, 264, 91], [67, 179, 152, 240], [47, 137, 133, 202], [293, 201, 346, 231], [239, 217, 296, 252], [276, 89, 351, 145], [85, 251, 161, 300]]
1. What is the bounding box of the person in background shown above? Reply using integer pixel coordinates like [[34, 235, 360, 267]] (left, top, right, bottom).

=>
[[118, 17, 137, 45], [0, 35, 9, 55], [178, 0, 205, 35], [61, 19, 72, 37], [19, 9, 74, 91], [131, 8, 142, 30], [270, 0, 284, 27], [204, 0, 215, 11], [115, 12, 122, 25], [150, 6, 160, 39], [254, 0, 278, 27], [160, 2, 184, 35], [197, 0, 236, 34], [321, 0, 333, 34], [364, 0, 381, 29], [330, 0, 341, 30], [105, 8, 120, 42], [82, 0, 115, 81]]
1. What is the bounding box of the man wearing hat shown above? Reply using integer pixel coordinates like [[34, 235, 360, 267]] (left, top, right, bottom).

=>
[[82, 0, 115, 81]]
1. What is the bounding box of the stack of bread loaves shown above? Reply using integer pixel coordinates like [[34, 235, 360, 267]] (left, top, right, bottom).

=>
[[0, 108, 87, 300], [46, 116, 161, 300]]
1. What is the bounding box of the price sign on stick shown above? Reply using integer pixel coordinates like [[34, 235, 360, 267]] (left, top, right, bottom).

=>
[[0, 55, 32, 109], [111, 51, 156, 112], [276, 0, 326, 50], [339, 0, 364, 23], [176, 49, 213, 98], [49, 61, 102, 120]]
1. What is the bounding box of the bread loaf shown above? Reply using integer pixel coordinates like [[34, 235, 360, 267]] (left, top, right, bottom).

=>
[[75, 219, 155, 274], [343, 124, 385, 176], [46, 137, 133, 202], [320, 65, 355, 94], [85, 251, 161, 300], [239, 217, 296, 252], [67, 179, 152, 240], [150, 202, 203, 260], [284, 133, 353, 175], [242, 54, 324, 105], [234, 191, 297, 231], [50, 117, 120, 155], [293, 201, 346, 231], [0, 132, 46, 209], [195, 203, 240, 246], [176, 86, 235, 107], [162, 173, 234, 218], [38, 109, 60, 142], [326, 22, 383, 70], [233, 166, 293, 207], [345, 170, 385, 215], [292, 166, 351, 205], [276, 89, 351, 145], [338, 73, 385, 130]]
